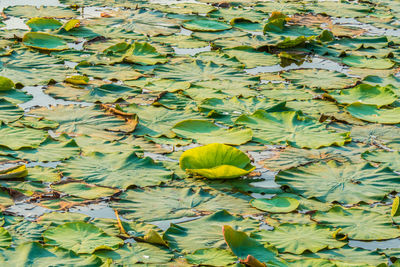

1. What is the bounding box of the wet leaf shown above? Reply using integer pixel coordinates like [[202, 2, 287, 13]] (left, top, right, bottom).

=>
[[250, 196, 299, 213]]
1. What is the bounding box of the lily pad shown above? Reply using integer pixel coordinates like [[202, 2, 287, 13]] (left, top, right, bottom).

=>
[[329, 84, 397, 107], [224, 47, 280, 68], [313, 206, 400, 240], [179, 143, 255, 179], [347, 103, 400, 124], [223, 225, 284, 266], [0, 242, 102, 266], [250, 196, 299, 213], [0, 99, 24, 123], [94, 243, 173, 265], [276, 160, 400, 204], [26, 17, 63, 32], [185, 248, 236, 266], [362, 150, 400, 172], [0, 123, 47, 150], [0, 77, 15, 91], [281, 69, 357, 90], [183, 19, 232, 32], [22, 32, 68, 51], [60, 152, 172, 189], [235, 110, 350, 149], [164, 210, 258, 253], [51, 182, 119, 200], [172, 120, 252, 145], [124, 42, 168, 65], [43, 221, 123, 254], [342, 55, 395, 69], [251, 223, 345, 254]]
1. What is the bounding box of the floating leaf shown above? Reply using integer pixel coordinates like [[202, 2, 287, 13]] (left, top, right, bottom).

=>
[[224, 47, 280, 68], [281, 69, 357, 90], [329, 84, 397, 107], [342, 55, 395, 69], [223, 225, 284, 266], [124, 42, 168, 65], [0, 227, 11, 248], [362, 150, 400, 172], [313, 206, 400, 240], [347, 103, 400, 124], [164, 210, 258, 253], [251, 224, 345, 254], [43, 222, 123, 254], [0, 123, 47, 150], [60, 152, 172, 189], [22, 32, 68, 51], [26, 17, 63, 31], [276, 161, 400, 204], [172, 120, 252, 145], [250, 196, 299, 213], [235, 110, 350, 149], [51, 182, 119, 200], [0, 99, 23, 123], [185, 248, 236, 266], [94, 243, 173, 265], [180, 143, 255, 179], [183, 19, 231, 32]]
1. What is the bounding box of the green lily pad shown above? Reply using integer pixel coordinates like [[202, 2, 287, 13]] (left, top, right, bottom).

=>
[[0, 123, 47, 150], [29, 105, 136, 140], [94, 243, 173, 265], [0, 50, 71, 86], [235, 110, 350, 149], [26, 166, 60, 183], [164, 210, 258, 253], [172, 120, 252, 145], [75, 63, 142, 81], [223, 225, 284, 266], [251, 224, 345, 254], [37, 212, 90, 227], [4, 6, 79, 18], [124, 104, 202, 137], [362, 150, 400, 172], [155, 60, 255, 83], [8, 135, 80, 162], [281, 69, 357, 90], [347, 103, 400, 124], [60, 152, 172, 189], [342, 55, 395, 69], [0, 242, 102, 266], [22, 32, 68, 51], [0, 227, 11, 249], [124, 42, 168, 65], [250, 196, 299, 213], [51, 182, 119, 200], [185, 248, 236, 266], [26, 17, 63, 31], [329, 84, 397, 107], [43, 221, 123, 254], [313, 206, 400, 240], [224, 47, 280, 68], [0, 98, 23, 123], [183, 19, 231, 32], [180, 143, 255, 179], [276, 160, 400, 204]]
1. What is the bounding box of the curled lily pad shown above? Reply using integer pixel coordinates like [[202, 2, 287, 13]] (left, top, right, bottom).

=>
[[22, 32, 68, 51], [250, 196, 299, 213], [223, 225, 284, 266], [0, 77, 15, 91], [0, 165, 28, 180], [179, 143, 255, 179], [43, 222, 124, 254]]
